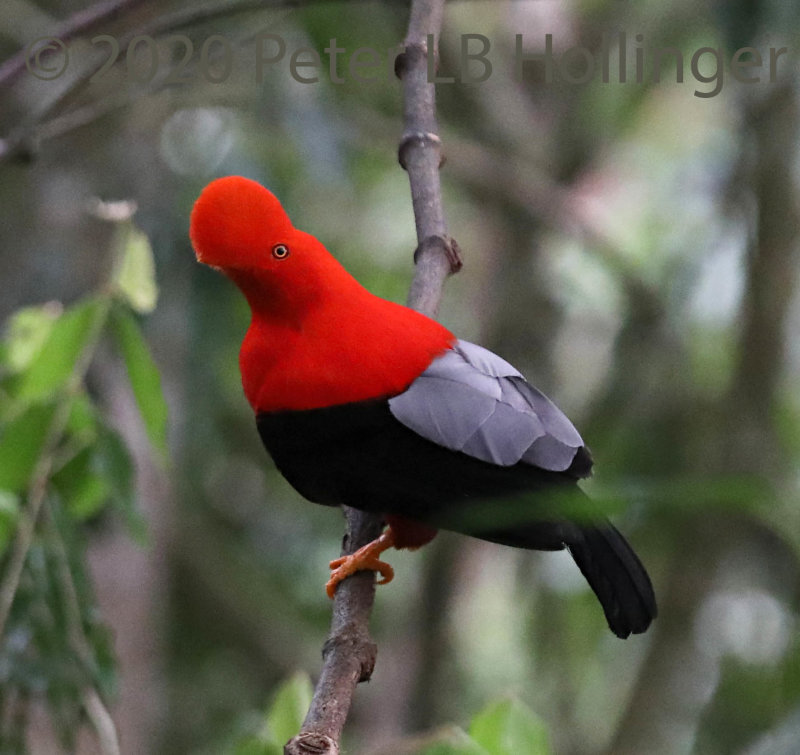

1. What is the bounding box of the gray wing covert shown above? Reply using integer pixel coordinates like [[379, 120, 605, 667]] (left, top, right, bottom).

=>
[[388, 340, 588, 473]]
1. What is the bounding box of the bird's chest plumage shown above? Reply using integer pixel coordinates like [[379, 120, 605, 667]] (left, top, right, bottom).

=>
[[240, 302, 454, 414]]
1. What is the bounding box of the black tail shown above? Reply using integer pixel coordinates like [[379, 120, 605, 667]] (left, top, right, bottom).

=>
[[565, 524, 657, 638]]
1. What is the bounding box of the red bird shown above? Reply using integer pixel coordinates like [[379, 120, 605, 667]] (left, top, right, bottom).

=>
[[190, 176, 656, 638]]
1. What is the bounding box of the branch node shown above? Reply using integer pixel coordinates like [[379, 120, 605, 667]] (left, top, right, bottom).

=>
[[415, 235, 463, 274], [394, 50, 408, 79], [284, 732, 338, 755], [394, 42, 436, 79], [322, 624, 378, 682], [399, 131, 444, 170]]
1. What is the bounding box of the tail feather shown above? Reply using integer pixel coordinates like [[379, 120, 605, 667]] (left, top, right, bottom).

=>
[[565, 524, 657, 638]]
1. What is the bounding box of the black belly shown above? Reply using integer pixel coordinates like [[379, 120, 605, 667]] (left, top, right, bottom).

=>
[[256, 399, 593, 550]]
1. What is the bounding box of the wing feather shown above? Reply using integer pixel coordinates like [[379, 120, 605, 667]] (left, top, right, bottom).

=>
[[461, 400, 545, 462], [392, 375, 497, 450], [389, 340, 588, 472]]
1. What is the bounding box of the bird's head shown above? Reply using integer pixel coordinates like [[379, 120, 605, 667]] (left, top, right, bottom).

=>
[[190, 176, 296, 271], [190, 176, 356, 315]]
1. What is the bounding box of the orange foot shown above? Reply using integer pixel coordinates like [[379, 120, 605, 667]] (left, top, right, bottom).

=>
[[326, 528, 396, 598]]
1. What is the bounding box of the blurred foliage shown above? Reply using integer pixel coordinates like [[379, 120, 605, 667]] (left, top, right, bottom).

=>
[[1, 0, 800, 754], [226, 678, 550, 755], [0, 211, 164, 748], [224, 672, 312, 755]]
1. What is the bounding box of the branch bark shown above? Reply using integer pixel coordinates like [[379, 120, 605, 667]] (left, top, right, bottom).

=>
[[285, 1, 458, 752], [397, 1, 462, 316]]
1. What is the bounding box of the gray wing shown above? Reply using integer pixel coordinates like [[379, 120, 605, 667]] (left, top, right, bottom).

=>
[[388, 340, 588, 472]]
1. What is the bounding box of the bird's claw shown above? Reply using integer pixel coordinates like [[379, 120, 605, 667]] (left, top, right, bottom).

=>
[[326, 553, 394, 598], [325, 530, 397, 598]]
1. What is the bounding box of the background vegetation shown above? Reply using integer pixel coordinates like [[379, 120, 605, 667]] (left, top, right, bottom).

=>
[[1, 1, 799, 753]]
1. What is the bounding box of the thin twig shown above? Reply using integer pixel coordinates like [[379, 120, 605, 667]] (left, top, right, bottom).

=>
[[285, 1, 456, 753], [44, 503, 122, 755], [0, 446, 56, 635], [0, 0, 146, 89], [82, 688, 122, 755]]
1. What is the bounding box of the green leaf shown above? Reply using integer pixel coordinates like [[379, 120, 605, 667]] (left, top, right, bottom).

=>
[[10, 298, 103, 403], [98, 425, 146, 543], [109, 306, 168, 458], [114, 226, 158, 313], [223, 674, 314, 755], [3, 302, 62, 373], [0, 402, 57, 492], [224, 713, 281, 755], [52, 446, 113, 520], [418, 726, 489, 755], [231, 737, 281, 755], [266, 672, 313, 746], [0, 490, 20, 555], [469, 698, 551, 755], [64, 393, 98, 448], [53, 398, 144, 536]]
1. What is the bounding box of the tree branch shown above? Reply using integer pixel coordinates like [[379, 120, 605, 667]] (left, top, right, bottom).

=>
[[0, 0, 147, 89], [397, 1, 462, 316], [285, 509, 383, 755], [285, 1, 457, 753]]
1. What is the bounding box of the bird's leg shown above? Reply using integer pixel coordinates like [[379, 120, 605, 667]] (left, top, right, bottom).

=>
[[326, 527, 396, 598]]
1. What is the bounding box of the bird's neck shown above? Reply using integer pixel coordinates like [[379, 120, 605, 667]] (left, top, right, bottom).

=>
[[239, 285, 454, 413], [226, 266, 344, 325]]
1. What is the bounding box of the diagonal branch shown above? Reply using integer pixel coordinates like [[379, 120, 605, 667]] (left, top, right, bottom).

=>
[[0, 0, 147, 89], [285, 1, 458, 753]]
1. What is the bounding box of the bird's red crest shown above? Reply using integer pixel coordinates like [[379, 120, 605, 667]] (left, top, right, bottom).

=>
[[190, 176, 293, 269]]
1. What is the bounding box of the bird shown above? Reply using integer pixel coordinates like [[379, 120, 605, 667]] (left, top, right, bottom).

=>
[[189, 175, 656, 638]]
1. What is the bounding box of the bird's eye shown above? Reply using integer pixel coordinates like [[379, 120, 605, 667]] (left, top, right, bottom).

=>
[[272, 244, 289, 259]]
